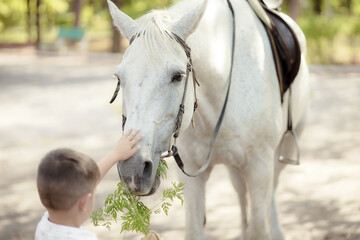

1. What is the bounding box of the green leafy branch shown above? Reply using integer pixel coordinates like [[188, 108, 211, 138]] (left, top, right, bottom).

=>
[[91, 160, 184, 237]]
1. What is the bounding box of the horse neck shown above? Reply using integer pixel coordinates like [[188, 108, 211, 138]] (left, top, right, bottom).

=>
[[171, 0, 278, 123], [181, 0, 272, 92]]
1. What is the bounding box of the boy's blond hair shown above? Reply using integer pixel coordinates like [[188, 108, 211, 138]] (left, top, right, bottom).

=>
[[37, 148, 100, 210]]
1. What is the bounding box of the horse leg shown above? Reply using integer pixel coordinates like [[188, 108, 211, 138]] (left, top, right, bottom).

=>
[[269, 191, 283, 240], [269, 153, 286, 240], [178, 167, 212, 240], [270, 112, 308, 240], [227, 167, 248, 234], [244, 148, 274, 240]]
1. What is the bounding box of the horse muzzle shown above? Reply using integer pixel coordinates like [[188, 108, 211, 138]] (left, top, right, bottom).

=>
[[116, 154, 160, 196]]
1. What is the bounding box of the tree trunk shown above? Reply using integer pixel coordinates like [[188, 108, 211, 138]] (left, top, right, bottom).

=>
[[74, 0, 83, 27], [288, 0, 300, 20], [111, 0, 123, 53], [36, 0, 40, 48], [314, 0, 323, 14], [27, 0, 32, 43], [345, 0, 352, 15], [112, 30, 122, 53]]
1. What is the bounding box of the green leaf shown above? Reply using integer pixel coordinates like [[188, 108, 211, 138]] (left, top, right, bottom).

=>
[[91, 159, 184, 236]]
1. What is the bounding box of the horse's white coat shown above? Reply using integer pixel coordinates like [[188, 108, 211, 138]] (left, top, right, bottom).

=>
[[107, 0, 309, 239]]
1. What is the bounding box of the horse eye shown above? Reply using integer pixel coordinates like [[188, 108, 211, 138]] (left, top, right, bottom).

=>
[[171, 72, 183, 83]]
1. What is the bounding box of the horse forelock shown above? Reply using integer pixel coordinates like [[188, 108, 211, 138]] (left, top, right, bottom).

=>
[[132, 10, 185, 63]]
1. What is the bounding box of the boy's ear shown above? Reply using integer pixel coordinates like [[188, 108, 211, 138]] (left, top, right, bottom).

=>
[[78, 193, 92, 212]]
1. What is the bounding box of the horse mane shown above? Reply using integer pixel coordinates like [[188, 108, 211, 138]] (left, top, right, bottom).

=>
[[134, 10, 185, 63]]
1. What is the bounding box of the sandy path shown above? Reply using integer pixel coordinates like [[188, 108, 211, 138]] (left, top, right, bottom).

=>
[[0, 50, 359, 240]]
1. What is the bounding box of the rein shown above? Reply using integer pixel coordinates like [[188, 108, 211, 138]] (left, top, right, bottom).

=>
[[109, 0, 236, 177], [168, 0, 235, 177]]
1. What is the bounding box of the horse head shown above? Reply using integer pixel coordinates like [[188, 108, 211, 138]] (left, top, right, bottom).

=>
[[107, 0, 207, 196]]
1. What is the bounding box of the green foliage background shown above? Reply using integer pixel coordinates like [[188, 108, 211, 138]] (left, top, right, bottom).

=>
[[0, 0, 359, 64]]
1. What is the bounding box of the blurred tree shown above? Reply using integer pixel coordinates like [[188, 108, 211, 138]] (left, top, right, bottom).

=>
[[73, 0, 83, 27], [288, 0, 300, 20], [345, 0, 352, 14], [1, 0, 359, 63], [36, 0, 40, 48], [27, 0, 31, 42], [0, 0, 26, 29], [313, 0, 323, 14]]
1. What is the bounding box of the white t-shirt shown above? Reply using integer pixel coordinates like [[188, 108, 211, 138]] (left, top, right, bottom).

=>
[[35, 212, 98, 240]]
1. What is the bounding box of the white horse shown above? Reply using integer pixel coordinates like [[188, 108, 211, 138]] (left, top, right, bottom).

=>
[[107, 0, 309, 239]]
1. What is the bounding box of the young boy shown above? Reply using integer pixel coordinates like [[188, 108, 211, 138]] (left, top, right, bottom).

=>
[[35, 129, 143, 240]]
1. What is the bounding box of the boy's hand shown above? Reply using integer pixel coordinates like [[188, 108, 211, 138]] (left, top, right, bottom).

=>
[[112, 129, 143, 162], [97, 129, 143, 182]]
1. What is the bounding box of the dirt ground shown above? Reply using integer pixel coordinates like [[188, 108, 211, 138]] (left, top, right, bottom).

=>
[[0, 49, 359, 240]]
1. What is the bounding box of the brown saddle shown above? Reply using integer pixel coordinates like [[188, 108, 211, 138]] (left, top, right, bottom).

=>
[[260, 2, 301, 102], [249, 0, 302, 165]]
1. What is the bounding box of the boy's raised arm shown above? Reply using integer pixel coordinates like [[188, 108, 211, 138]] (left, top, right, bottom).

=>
[[97, 129, 143, 182]]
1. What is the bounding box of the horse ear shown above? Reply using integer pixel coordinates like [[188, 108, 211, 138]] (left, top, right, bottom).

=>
[[171, 0, 208, 40], [107, 0, 139, 40]]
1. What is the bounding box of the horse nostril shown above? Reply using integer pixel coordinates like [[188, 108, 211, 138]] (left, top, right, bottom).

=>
[[143, 160, 153, 179]]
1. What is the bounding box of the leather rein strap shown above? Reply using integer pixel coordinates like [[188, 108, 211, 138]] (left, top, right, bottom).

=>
[[171, 0, 236, 177]]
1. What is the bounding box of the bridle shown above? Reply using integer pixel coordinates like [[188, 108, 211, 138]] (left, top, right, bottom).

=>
[[165, 33, 199, 141], [110, 0, 236, 177]]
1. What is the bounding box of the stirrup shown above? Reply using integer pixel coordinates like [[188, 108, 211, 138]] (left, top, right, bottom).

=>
[[278, 129, 300, 165]]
